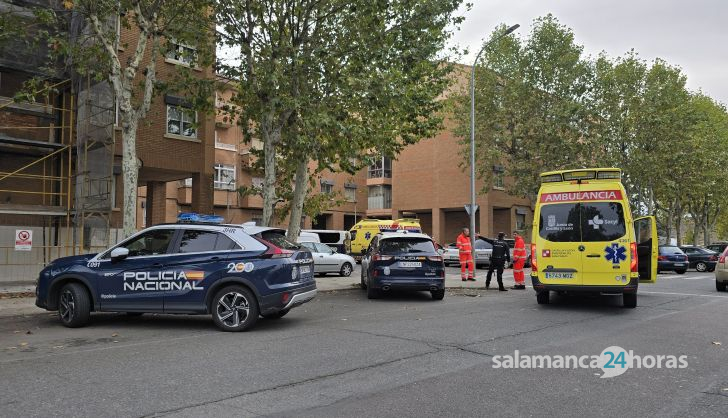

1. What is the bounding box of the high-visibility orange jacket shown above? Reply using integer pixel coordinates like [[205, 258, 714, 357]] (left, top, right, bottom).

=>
[[513, 236, 527, 262], [456, 233, 472, 255]]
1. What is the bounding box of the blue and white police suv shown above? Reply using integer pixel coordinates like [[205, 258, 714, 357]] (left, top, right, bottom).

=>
[[35, 215, 317, 332]]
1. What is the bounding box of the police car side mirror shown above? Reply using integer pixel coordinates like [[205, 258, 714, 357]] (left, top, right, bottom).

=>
[[110, 247, 129, 262]]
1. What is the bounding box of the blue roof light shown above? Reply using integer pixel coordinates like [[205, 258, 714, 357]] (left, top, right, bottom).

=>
[[177, 213, 224, 224]]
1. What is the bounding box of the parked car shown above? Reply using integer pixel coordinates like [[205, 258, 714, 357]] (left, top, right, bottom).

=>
[[678, 246, 718, 272], [361, 231, 445, 300], [657, 245, 689, 274], [715, 247, 728, 291], [36, 221, 316, 332], [299, 242, 356, 277], [441, 240, 492, 267], [706, 242, 728, 255]]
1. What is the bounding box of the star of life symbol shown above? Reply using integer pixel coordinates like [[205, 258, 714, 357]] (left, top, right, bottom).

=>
[[547, 215, 556, 228], [605, 243, 627, 265], [365, 232, 371, 240], [588, 215, 604, 229]]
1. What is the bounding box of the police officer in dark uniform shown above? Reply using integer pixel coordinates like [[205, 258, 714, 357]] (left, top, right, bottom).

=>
[[479, 232, 511, 291]]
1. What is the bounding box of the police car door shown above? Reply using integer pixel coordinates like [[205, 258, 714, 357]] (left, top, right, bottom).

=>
[[97, 228, 176, 312], [163, 228, 239, 313], [634, 216, 658, 283]]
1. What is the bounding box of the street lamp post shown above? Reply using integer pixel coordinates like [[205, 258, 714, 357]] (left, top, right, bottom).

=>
[[469, 24, 519, 253]]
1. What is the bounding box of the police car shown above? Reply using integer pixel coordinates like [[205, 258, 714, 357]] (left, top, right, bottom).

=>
[[360, 231, 445, 300], [35, 215, 317, 331]]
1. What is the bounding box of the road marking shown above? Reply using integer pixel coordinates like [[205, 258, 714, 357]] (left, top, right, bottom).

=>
[[641, 290, 728, 298]]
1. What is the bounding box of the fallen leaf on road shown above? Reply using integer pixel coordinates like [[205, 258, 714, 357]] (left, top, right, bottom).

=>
[[711, 341, 722, 346], [13, 330, 21, 334], [113, 340, 119, 343], [7, 347, 17, 350], [19, 342, 28, 347], [111, 333, 119, 337]]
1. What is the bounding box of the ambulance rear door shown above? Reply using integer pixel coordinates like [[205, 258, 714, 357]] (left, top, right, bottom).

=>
[[634, 216, 658, 284], [579, 199, 631, 287], [537, 201, 583, 286]]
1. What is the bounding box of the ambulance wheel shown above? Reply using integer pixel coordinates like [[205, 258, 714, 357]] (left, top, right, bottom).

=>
[[212, 286, 259, 332], [676, 269, 687, 274], [536, 291, 549, 305], [431, 289, 445, 300], [58, 283, 91, 328], [623, 292, 637, 308]]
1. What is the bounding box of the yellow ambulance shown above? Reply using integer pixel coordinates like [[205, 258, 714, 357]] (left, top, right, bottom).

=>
[[530, 168, 657, 308], [349, 218, 422, 258]]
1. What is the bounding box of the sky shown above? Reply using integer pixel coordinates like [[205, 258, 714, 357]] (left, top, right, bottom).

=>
[[450, 0, 728, 104]]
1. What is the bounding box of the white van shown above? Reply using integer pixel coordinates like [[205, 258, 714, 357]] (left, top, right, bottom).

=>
[[296, 231, 321, 244], [302, 229, 351, 254]]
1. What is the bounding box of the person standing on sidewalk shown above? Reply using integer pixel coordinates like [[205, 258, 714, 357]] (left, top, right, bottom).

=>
[[478, 232, 510, 291], [511, 231, 527, 290], [456, 228, 475, 281]]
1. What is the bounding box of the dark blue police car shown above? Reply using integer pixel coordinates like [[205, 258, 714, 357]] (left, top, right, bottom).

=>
[[35, 218, 316, 331], [360, 231, 445, 300]]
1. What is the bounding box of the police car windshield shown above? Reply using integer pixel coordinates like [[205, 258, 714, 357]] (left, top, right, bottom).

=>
[[259, 230, 300, 250], [380, 238, 435, 255]]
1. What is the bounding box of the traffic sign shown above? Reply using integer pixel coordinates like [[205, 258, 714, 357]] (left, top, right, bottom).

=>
[[464, 204, 479, 216]]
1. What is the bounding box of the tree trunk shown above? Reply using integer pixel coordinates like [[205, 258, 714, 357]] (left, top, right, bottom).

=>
[[286, 159, 309, 241], [121, 118, 140, 238], [261, 123, 279, 227]]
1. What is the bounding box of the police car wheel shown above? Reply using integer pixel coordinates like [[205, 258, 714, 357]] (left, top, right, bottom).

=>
[[623, 293, 637, 308], [58, 283, 91, 328], [212, 286, 259, 332], [340, 263, 353, 277], [431, 289, 445, 300], [536, 291, 549, 305]]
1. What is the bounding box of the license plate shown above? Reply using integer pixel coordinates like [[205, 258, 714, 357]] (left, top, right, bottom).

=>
[[674, 263, 685, 267], [300, 265, 311, 274], [544, 272, 574, 279], [399, 261, 422, 268]]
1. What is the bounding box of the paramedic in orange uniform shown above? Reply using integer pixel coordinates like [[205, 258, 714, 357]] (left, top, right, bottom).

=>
[[456, 228, 475, 281], [512, 230, 527, 289]]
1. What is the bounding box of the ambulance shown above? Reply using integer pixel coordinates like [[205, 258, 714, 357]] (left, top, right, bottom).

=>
[[530, 168, 657, 308], [349, 218, 422, 258]]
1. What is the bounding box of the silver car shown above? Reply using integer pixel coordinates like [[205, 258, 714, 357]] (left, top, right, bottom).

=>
[[442, 241, 492, 267], [300, 242, 356, 277]]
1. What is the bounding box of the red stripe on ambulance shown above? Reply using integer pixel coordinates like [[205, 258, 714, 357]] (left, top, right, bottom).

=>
[[540, 190, 622, 203]]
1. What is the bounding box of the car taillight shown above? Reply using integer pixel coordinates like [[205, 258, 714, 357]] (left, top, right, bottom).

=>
[[257, 237, 295, 259], [720, 255, 726, 264], [427, 255, 443, 262], [372, 254, 393, 262], [657, 255, 667, 261], [531, 243, 537, 272], [709, 255, 718, 261], [630, 242, 638, 273], [683, 255, 689, 261]]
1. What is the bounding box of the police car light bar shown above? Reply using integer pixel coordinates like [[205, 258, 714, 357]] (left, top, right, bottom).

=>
[[177, 213, 225, 224]]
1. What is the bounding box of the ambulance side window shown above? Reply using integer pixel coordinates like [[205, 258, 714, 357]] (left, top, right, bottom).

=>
[[581, 202, 626, 242], [539, 203, 581, 242]]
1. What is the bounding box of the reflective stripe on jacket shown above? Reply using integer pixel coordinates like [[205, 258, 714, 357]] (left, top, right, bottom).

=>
[[456, 233, 472, 254]]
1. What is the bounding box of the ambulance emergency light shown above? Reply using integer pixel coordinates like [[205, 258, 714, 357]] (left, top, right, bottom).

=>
[[177, 213, 225, 224]]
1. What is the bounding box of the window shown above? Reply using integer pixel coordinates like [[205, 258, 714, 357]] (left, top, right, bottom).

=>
[[166, 41, 197, 66], [252, 177, 264, 190], [179, 178, 192, 188], [316, 243, 334, 253], [368, 156, 392, 178], [368, 185, 392, 209], [300, 242, 316, 252], [379, 238, 435, 255], [581, 202, 626, 242], [475, 239, 493, 250], [516, 213, 526, 230], [113, 229, 175, 258], [259, 230, 300, 250], [345, 186, 357, 202], [493, 166, 505, 190], [214, 164, 236, 190], [167, 105, 197, 138], [539, 203, 581, 242], [321, 180, 333, 194], [177, 230, 240, 253]]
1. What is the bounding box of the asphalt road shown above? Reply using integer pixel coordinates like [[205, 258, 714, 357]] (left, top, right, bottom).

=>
[[1, 271, 727, 417]]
